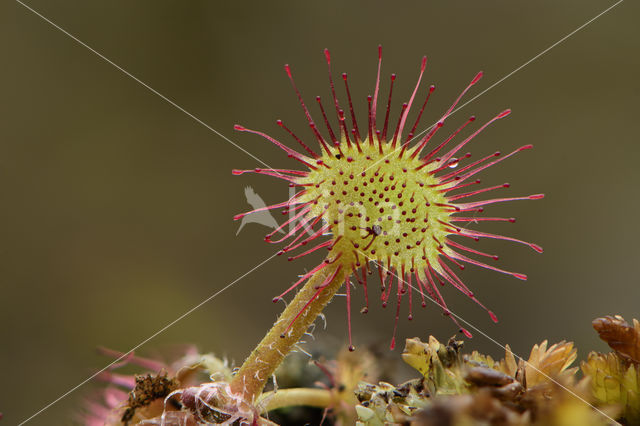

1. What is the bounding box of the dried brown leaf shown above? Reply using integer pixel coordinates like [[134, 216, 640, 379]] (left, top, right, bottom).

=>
[[592, 315, 640, 364]]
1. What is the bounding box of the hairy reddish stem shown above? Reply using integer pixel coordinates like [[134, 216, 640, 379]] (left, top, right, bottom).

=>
[[230, 262, 345, 402]]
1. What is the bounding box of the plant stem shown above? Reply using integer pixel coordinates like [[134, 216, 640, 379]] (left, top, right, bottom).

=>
[[229, 261, 345, 402], [257, 388, 333, 413]]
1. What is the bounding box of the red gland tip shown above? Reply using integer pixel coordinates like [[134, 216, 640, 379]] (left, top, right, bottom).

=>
[[324, 48, 331, 63], [348, 345, 356, 352], [529, 194, 545, 200], [469, 115, 476, 121], [461, 328, 473, 338], [489, 311, 499, 323], [272, 297, 280, 303], [378, 44, 382, 59], [513, 273, 528, 280], [508, 218, 516, 223], [231, 169, 245, 175], [519, 144, 534, 151], [503, 183, 510, 188], [420, 56, 427, 71], [531, 244, 544, 253], [497, 109, 511, 118], [233, 124, 246, 131], [471, 71, 483, 85], [390, 337, 396, 350]]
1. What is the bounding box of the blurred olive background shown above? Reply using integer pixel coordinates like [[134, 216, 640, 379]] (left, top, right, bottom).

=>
[[1, 0, 639, 424]]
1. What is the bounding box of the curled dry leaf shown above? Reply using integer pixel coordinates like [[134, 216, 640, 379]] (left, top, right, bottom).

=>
[[593, 315, 640, 364]]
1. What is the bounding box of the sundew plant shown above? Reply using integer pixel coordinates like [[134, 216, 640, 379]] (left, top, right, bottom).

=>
[[231, 46, 542, 398], [81, 48, 639, 426]]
